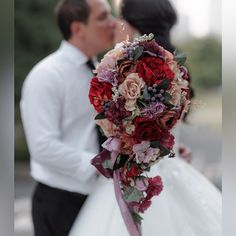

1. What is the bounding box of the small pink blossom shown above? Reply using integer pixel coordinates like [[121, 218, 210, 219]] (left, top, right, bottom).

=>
[[102, 137, 121, 152], [135, 178, 148, 191], [133, 141, 160, 164]]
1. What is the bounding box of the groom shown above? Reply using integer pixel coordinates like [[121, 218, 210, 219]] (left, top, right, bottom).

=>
[[20, 0, 116, 235]]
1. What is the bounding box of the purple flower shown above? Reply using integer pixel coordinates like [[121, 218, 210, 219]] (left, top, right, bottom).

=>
[[97, 69, 118, 86], [141, 102, 165, 119]]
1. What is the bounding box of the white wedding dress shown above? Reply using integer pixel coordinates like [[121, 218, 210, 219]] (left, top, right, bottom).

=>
[[69, 128, 222, 236]]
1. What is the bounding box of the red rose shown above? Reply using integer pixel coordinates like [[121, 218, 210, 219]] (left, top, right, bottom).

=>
[[133, 117, 164, 143], [137, 56, 175, 85], [127, 164, 140, 178], [146, 176, 163, 200], [160, 132, 175, 150], [89, 77, 112, 112], [138, 199, 152, 213]]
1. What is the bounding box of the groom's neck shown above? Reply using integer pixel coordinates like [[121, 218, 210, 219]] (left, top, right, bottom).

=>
[[68, 38, 96, 59]]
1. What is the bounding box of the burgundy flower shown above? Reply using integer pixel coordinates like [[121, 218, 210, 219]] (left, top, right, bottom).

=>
[[118, 60, 137, 83], [91, 149, 113, 178], [133, 117, 164, 143], [140, 40, 165, 57], [160, 132, 175, 150], [138, 199, 152, 213], [146, 176, 163, 200], [105, 98, 131, 126]]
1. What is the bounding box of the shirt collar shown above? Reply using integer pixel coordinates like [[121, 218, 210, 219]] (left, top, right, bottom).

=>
[[58, 40, 88, 67]]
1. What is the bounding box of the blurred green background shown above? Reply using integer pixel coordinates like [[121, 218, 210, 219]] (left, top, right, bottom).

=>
[[15, 0, 221, 161]]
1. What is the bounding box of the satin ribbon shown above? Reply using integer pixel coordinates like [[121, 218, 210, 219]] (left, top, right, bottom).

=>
[[91, 149, 142, 236], [113, 170, 142, 236]]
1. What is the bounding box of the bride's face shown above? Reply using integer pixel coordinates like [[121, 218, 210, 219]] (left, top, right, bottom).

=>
[[114, 18, 138, 44]]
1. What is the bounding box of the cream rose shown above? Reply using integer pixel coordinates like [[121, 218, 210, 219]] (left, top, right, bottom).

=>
[[118, 73, 145, 111], [167, 82, 182, 106]]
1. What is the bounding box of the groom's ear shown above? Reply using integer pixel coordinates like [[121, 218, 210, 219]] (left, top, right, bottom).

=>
[[70, 21, 86, 39]]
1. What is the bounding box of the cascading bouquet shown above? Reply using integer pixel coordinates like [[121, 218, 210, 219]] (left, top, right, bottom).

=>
[[89, 34, 191, 236]]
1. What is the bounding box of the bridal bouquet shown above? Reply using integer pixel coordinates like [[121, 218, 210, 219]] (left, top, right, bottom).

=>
[[89, 34, 190, 236]]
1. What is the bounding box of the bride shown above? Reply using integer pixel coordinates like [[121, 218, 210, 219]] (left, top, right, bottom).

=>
[[69, 0, 222, 235]]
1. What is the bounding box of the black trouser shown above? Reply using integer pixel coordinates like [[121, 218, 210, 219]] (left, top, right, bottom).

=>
[[32, 182, 87, 236]]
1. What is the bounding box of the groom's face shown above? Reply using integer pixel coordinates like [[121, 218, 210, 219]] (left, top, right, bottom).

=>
[[83, 0, 116, 54]]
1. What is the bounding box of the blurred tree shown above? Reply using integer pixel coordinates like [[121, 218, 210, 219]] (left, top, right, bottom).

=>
[[15, 0, 62, 101], [177, 37, 221, 91], [15, 0, 61, 160]]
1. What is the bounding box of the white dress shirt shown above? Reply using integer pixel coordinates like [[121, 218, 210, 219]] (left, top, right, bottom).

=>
[[20, 41, 99, 194]]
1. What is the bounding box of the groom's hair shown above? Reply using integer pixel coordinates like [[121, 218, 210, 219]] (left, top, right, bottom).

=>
[[55, 0, 91, 40]]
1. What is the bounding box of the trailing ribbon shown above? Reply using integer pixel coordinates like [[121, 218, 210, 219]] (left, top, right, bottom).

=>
[[113, 170, 142, 236], [91, 150, 142, 236]]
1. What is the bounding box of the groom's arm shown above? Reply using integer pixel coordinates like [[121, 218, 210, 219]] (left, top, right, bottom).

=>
[[20, 67, 97, 182]]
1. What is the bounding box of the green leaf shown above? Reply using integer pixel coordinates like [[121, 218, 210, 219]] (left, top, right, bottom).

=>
[[102, 159, 113, 169], [134, 46, 144, 60], [113, 154, 128, 170], [159, 144, 171, 156], [157, 79, 170, 90], [142, 86, 151, 101], [131, 211, 143, 224], [150, 141, 160, 148], [123, 187, 143, 203], [144, 166, 151, 172], [150, 141, 170, 157], [174, 49, 187, 66], [137, 99, 148, 108], [164, 92, 172, 102], [95, 111, 105, 120], [164, 102, 175, 109]]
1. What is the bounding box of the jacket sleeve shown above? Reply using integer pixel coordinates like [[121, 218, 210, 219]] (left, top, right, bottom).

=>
[[20, 67, 97, 182]]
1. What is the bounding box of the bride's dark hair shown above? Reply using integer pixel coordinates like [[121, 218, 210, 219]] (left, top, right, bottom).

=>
[[121, 0, 177, 53], [121, 0, 194, 121]]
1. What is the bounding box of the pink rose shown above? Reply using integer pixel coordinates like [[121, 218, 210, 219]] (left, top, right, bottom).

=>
[[118, 60, 137, 83], [157, 110, 179, 131], [96, 119, 120, 137]]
